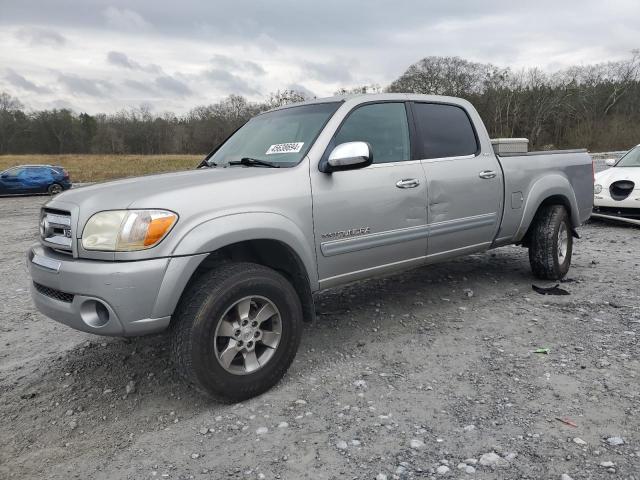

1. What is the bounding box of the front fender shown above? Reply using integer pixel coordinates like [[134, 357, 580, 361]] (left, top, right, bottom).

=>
[[514, 174, 580, 241], [171, 212, 318, 290]]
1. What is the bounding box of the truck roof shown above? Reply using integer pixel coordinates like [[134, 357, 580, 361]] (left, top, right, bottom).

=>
[[264, 93, 472, 114]]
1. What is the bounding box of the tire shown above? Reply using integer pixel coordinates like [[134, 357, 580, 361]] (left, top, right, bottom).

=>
[[48, 183, 63, 195], [528, 204, 573, 280], [170, 262, 303, 402]]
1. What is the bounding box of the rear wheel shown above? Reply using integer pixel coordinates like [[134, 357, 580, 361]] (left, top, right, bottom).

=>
[[171, 262, 303, 402], [528, 204, 573, 280], [47, 183, 63, 195]]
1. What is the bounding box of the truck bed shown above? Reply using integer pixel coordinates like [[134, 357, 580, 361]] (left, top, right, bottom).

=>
[[493, 149, 593, 246]]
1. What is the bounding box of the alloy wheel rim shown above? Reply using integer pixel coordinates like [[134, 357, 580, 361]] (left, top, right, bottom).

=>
[[213, 296, 282, 375], [557, 223, 568, 263], [50, 184, 62, 194]]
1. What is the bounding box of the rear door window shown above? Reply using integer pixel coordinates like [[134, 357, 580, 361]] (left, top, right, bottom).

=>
[[332, 103, 410, 164], [4, 168, 24, 178], [412, 103, 478, 159]]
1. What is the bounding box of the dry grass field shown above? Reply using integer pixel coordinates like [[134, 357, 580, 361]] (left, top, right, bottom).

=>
[[0, 154, 202, 183]]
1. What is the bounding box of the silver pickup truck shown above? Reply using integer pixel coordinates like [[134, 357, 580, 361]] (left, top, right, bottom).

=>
[[27, 94, 593, 401]]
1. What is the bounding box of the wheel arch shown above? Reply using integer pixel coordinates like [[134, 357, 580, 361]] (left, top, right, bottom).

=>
[[515, 175, 581, 243], [160, 213, 318, 324]]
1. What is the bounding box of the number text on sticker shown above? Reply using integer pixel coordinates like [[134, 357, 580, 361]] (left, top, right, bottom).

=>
[[265, 142, 304, 155]]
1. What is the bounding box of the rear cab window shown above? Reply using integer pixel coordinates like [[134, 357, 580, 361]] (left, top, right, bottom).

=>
[[411, 102, 479, 159]]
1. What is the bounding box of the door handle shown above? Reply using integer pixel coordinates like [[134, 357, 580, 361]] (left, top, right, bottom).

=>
[[396, 178, 420, 189], [479, 170, 497, 179]]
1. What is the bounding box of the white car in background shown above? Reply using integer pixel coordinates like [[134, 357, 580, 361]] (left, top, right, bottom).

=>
[[593, 144, 640, 225]]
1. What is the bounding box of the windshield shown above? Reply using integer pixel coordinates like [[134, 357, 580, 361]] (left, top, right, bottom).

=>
[[616, 145, 640, 167], [206, 102, 341, 167]]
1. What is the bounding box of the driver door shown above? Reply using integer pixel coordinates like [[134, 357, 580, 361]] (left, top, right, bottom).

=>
[[310, 102, 429, 288]]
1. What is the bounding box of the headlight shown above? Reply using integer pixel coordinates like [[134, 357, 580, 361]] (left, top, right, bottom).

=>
[[594, 184, 602, 194], [82, 210, 177, 251]]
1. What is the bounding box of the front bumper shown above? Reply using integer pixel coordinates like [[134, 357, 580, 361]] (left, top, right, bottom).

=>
[[27, 244, 206, 337]]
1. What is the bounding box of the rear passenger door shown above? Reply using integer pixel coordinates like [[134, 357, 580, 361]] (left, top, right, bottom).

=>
[[410, 102, 503, 258]]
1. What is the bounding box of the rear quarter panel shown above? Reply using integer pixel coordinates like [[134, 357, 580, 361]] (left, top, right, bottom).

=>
[[495, 151, 593, 244]]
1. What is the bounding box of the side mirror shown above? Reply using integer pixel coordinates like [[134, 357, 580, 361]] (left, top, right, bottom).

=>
[[0, 173, 8, 179], [605, 158, 616, 167], [323, 141, 373, 173]]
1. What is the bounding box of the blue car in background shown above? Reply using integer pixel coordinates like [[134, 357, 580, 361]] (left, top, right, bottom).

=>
[[0, 165, 72, 196]]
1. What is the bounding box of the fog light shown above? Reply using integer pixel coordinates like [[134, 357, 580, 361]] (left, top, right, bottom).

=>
[[594, 184, 602, 194], [80, 300, 110, 328]]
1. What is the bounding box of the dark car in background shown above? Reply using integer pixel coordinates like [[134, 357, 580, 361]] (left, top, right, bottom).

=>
[[0, 165, 72, 196]]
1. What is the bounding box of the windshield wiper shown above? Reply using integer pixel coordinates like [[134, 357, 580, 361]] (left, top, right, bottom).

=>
[[229, 157, 280, 168]]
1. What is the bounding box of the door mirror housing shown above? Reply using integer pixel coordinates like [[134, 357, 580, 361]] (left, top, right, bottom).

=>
[[605, 158, 616, 167], [322, 142, 373, 173]]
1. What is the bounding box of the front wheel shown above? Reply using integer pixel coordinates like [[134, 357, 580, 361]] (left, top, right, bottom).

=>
[[528, 204, 573, 280], [171, 262, 303, 402]]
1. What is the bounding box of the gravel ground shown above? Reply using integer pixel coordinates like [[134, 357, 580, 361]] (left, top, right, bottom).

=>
[[1, 195, 639, 480]]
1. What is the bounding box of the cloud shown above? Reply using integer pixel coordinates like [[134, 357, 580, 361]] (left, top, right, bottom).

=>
[[210, 54, 266, 76], [154, 75, 192, 97], [15, 27, 66, 47], [122, 79, 154, 93], [103, 7, 151, 31], [107, 51, 162, 74], [301, 59, 354, 83], [203, 68, 259, 95], [58, 73, 113, 97], [4, 69, 52, 94]]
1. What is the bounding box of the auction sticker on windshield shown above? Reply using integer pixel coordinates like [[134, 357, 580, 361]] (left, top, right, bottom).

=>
[[266, 142, 304, 155]]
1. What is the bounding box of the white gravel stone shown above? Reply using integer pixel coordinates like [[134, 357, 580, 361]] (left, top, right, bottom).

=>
[[436, 465, 450, 475], [504, 452, 517, 461], [463, 424, 476, 432], [409, 438, 425, 449], [255, 427, 268, 435], [573, 437, 588, 445], [479, 452, 507, 467], [600, 461, 615, 467], [465, 466, 476, 474], [375, 474, 387, 480], [561, 474, 574, 480], [277, 422, 289, 428], [336, 440, 348, 450], [606, 436, 624, 446]]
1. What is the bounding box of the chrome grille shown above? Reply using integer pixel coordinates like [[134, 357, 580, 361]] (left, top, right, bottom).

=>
[[40, 209, 73, 254]]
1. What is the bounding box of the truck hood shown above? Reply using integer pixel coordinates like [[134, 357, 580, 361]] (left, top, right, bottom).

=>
[[46, 166, 295, 229], [595, 167, 640, 188]]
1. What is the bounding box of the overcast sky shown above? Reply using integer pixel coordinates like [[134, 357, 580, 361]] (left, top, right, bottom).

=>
[[1, 0, 638, 114]]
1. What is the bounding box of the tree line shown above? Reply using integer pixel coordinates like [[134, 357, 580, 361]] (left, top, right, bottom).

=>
[[1, 53, 638, 155]]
